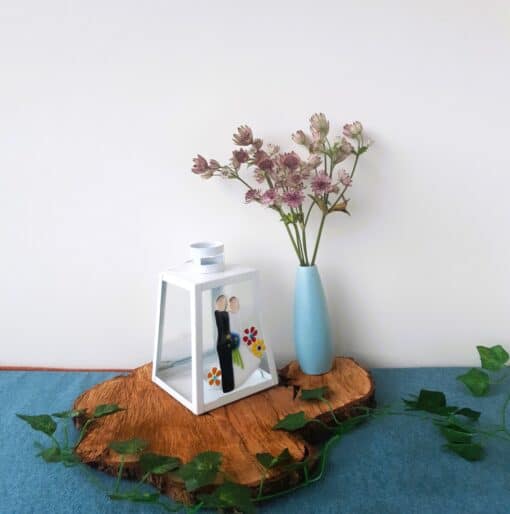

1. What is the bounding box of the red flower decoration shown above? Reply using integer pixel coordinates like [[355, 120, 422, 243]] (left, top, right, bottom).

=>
[[243, 326, 258, 346]]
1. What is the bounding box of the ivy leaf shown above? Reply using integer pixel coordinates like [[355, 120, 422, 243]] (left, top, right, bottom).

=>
[[445, 442, 484, 461], [300, 387, 328, 401], [437, 421, 474, 444], [93, 404, 125, 418], [60, 448, 80, 467], [176, 451, 221, 492], [477, 345, 509, 371], [256, 448, 293, 469], [108, 438, 148, 455], [454, 407, 481, 421], [16, 414, 57, 437], [109, 491, 160, 503], [198, 482, 255, 514], [403, 390, 454, 415], [139, 453, 181, 475], [273, 412, 311, 432], [38, 446, 61, 463], [457, 369, 490, 396], [52, 409, 84, 419]]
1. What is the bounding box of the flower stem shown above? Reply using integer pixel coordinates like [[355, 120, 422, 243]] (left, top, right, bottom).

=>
[[310, 212, 327, 266]]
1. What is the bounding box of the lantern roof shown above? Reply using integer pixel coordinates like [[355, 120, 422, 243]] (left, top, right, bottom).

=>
[[161, 263, 257, 290]]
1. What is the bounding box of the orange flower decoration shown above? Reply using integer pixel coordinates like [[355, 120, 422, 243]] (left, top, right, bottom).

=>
[[207, 367, 222, 386]]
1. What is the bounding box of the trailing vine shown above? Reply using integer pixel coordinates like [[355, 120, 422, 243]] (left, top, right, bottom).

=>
[[16, 345, 509, 513]]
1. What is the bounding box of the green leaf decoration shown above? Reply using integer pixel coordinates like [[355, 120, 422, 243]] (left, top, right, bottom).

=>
[[437, 422, 474, 444], [445, 442, 484, 461], [93, 404, 125, 418], [60, 448, 80, 467], [16, 414, 57, 437], [51, 409, 84, 419], [273, 411, 311, 431], [232, 348, 244, 369], [108, 438, 148, 455], [38, 446, 61, 463], [256, 448, 293, 469], [109, 492, 160, 503], [454, 407, 481, 421], [139, 453, 181, 475], [457, 369, 490, 396], [300, 386, 328, 401], [403, 389, 456, 416], [477, 345, 509, 371], [198, 482, 255, 514], [176, 451, 222, 492]]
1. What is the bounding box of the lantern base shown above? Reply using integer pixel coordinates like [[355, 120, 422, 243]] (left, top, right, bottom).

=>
[[73, 357, 375, 504], [154, 364, 275, 414]]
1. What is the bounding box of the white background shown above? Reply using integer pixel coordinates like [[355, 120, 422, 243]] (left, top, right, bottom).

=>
[[1, 1, 509, 369]]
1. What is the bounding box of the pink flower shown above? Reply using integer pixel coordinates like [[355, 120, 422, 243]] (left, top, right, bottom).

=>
[[287, 172, 304, 188], [267, 143, 280, 155], [254, 150, 273, 171], [304, 155, 322, 171], [233, 125, 253, 146], [280, 152, 300, 171], [283, 190, 305, 208], [343, 121, 363, 138], [245, 189, 261, 203], [311, 173, 333, 195], [339, 138, 353, 155], [208, 159, 221, 170], [292, 130, 308, 145], [339, 170, 352, 187], [252, 138, 263, 150], [253, 168, 266, 183], [310, 113, 329, 137], [192, 154, 209, 174], [232, 149, 249, 164], [261, 188, 280, 206]]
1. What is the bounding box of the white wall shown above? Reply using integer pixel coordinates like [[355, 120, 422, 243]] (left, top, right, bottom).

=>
[[1, 0, 509, 369]]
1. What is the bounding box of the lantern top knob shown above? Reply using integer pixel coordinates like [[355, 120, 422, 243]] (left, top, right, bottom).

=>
[[189, 241, 224, 274]]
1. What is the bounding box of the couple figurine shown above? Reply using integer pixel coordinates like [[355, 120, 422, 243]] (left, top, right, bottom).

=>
[[214, 295, 240, 393]]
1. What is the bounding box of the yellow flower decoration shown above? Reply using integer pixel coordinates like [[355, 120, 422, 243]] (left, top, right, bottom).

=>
[[250, 339, 266, 358]]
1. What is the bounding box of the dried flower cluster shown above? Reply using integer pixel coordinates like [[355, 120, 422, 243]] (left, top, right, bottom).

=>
[[192, 113, 371, 265]]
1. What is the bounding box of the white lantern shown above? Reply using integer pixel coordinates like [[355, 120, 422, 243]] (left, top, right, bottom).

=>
[[152, 242, 278, 414]]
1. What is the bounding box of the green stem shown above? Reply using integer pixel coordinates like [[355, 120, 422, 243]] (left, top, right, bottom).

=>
[[254, 434, 341, 502], [501, 394, 510, 433], [321, 398, 341, 425], [257, 471, 267, 499], [292, 221, 305, 265], [114, 456, 125, 494], [329, 144, 361, 212], [310, 212, 327, 266], [76, 419, 93, 446], [304, 200, 315, 227]]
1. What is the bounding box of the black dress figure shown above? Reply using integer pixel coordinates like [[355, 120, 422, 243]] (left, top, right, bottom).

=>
[[215, 309, 235, 393]]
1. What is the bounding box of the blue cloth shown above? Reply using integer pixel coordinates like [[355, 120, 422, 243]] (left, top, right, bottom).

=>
[[1, 368, 508, 513]]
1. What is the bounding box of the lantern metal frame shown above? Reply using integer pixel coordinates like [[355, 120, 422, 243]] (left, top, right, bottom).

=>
[[152, 263, 278, 415]]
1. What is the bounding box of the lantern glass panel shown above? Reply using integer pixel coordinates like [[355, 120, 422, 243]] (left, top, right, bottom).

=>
[[155, 282, 193, 402], [201, 279, 272, 404]]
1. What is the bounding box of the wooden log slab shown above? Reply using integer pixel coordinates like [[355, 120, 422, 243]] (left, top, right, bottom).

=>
[[73, 357, 374, 503]]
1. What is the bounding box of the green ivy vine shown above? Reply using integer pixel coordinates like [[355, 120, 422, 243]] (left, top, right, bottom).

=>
[[16, 345, 510, 513]]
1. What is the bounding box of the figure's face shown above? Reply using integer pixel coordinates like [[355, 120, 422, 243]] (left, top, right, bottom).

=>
[[215, 294, 227, 311], [228, 296, 240, 314]]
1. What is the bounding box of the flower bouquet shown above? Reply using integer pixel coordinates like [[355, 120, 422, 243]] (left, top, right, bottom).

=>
[[192, 114, 371, 374]]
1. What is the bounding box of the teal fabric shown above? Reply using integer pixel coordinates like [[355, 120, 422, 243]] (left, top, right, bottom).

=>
[[1, 368, 508, 513]]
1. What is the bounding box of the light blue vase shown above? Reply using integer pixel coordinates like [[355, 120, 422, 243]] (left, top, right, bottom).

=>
[[293, 265, 333, 374]]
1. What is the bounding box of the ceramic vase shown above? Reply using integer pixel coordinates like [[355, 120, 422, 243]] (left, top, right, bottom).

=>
[[293, 265, 333, 374]]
